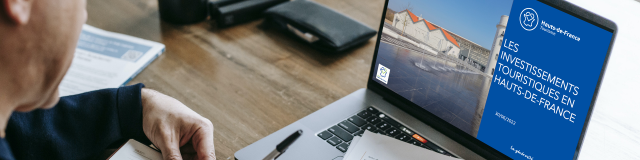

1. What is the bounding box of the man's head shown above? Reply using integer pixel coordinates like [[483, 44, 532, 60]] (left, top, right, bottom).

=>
[[0, 0, 87, 112]]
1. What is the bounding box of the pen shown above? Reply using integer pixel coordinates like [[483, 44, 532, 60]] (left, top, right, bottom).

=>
[[262, 130, 303, 160]]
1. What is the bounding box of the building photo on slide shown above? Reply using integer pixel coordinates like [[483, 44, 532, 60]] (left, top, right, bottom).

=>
[[375, 0, 513, 137]]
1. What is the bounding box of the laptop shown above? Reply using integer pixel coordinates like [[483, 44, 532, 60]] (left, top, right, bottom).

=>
[[236, 0, 617, 159]]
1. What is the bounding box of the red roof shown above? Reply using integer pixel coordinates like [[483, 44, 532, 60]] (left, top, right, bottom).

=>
[[423, 20, 437, 31], [406, 9, 420, 22], [440, 28, 460, 47], [403, 10, 460, 48]]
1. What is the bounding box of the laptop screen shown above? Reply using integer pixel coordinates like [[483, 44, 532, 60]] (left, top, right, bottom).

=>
[[372, 0, 614, 159]]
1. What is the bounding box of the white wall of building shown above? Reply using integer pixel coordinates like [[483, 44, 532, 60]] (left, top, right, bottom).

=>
[[427, 29, 460, 57], [444, 41, 461, 58], [393, 12, 429, 40], [392, 11, 460, 57], [426, 29, 445, 49]]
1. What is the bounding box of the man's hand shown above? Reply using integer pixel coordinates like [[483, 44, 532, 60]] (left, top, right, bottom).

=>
[[141, 88, 216, 160]]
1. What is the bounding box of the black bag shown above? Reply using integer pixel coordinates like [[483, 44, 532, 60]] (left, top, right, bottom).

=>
[[264, 0, 377, 53]]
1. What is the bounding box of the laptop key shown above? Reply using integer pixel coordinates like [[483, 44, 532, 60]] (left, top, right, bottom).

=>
[[375, 122, 391, 131], [329, 125, 354, 142], [366, 106, 379, 114], [348, 115, 367, 127], [361, 124, 377, 132], [336, 143, 349, 152], [378, 113, 401, 128], [412, 134, 428, 143], [395, 133, 411, 142], [318, 131, 333, 140], [421, 143, 433, 150], [408, 139, 422, 146], [425, 142, 446, 154], [357, 110, 372, 119], [385, 127, 401, 137], [366, 117, 382, 125], [339, 121, 360, 133], [326, 137, 343, 146], [399, 126, 415, 135]]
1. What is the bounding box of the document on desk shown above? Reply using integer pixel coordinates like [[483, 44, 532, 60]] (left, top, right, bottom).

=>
[[58, 24, 165, 97], [108, 139, 162, 160], [343, 131, 461, 160]]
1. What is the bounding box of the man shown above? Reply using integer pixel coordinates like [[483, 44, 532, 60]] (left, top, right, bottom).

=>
[[0, 0, 215, 160]]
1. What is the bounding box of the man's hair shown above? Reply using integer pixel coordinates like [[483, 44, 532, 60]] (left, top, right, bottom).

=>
[[0, 1, 7, 24]]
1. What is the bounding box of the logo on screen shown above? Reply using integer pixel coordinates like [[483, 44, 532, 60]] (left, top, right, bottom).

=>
[[520, 8, 539, 31], [376, 64, 390, 84]]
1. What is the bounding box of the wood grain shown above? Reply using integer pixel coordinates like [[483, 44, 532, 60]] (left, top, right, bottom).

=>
[[87, 0, 384, 159], [88, 0, 640, 160]]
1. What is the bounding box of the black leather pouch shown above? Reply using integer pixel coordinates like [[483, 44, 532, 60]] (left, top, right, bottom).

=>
[[264, 0, 377, 53]]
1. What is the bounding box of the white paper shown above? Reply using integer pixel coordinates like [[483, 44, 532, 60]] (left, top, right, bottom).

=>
[[109, 139, 162, 160], [343, 136, 361, 159], [343, 131, 461, 160], [58, 25, 165, 97]]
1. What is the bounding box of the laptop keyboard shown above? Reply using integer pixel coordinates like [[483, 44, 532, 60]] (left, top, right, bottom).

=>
[[316, 106, 457, 158]]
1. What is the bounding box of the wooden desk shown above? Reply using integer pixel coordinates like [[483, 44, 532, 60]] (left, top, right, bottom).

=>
[[87, 0, 385, 159], [87, 0, 640, 160]]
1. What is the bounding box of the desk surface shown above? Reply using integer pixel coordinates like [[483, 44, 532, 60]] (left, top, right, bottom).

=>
[[87, 0, 640, 159], [87, 0, 385, 159]]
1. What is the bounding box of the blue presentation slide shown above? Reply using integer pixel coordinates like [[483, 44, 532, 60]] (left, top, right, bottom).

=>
[[477, 1, 613, 160]]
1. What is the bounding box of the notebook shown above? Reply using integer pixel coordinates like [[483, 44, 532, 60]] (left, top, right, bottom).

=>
[[108, 139, 162, 160], [58, 24, 165, 97]]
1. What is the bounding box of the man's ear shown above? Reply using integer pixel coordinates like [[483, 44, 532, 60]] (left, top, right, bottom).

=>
[[2, 0, 33, 25]]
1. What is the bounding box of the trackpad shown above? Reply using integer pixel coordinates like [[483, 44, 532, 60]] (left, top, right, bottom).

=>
[[235, 122, 345, 160]]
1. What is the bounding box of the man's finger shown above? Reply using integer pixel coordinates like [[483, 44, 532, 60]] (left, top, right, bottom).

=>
[[161, 143, 183, 160], [159, 131, 184, 160], [193, 122, 215, 160]]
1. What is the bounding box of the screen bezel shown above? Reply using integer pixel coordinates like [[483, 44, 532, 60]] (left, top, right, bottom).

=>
[[366, 0, 617, 159]]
